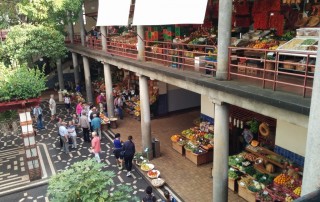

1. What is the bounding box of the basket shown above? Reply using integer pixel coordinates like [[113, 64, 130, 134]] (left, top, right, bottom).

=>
[[294, 15, 309, 28], [283, 60, 295, 70], [307, 16, 320, 27]]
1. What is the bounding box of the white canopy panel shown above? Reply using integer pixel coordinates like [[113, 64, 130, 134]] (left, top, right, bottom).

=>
[[96, 0, 131, 26], [132, 0, 208, 25]]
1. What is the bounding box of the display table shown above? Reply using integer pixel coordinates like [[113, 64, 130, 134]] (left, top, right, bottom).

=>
[[238, 184, 255, 202], [185, 149, 213, 165]]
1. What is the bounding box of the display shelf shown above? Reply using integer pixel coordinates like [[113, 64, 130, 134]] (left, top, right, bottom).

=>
[[245, 146, 285, 169], [228, 178, 238, 192]]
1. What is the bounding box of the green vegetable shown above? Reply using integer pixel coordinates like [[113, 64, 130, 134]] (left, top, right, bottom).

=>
[[228, 170, 239, 179], [244, 166, 256, 176]]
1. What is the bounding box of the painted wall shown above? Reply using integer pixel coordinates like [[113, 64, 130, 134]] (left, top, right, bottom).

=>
[[201, 95, 215, 119], [275, 119, 308, 157], [167, 84, 200, 112]]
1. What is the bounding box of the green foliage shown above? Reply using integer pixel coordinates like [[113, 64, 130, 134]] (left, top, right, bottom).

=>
[[48, 159, 137, 202], [0, 63, 47, 102], [0, 0, 20, 29], [2, 24, 67, 64], [247, 119, 259, 134]]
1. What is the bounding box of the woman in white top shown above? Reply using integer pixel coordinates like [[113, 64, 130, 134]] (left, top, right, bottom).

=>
[[49, 94, 56, 120], [67, 121, 77, 149]]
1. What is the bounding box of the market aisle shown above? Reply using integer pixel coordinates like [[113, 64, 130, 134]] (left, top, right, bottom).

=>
[[111, 110, 246, 202]]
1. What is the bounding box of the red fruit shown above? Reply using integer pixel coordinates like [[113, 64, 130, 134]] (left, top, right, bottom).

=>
[[295, 168, 299, 172]]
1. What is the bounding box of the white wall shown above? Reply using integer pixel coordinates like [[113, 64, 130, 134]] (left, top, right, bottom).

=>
[[275, 119, 308, 156], [201, 95, 214, 118], [167, 84, 200, 112]]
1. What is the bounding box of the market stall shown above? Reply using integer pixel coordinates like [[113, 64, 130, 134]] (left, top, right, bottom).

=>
[[171, 122, 214, 166]]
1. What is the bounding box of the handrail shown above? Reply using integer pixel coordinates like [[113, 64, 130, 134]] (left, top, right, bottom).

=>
[[67, 35, 314, 97]]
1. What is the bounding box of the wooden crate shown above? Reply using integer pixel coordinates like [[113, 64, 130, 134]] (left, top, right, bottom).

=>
[[228, 178, 237, 192], [172, 141, 185, 155], [238, 62, 246, 74], [247, 63, 258, 76], [185, 149, 213, 165], [238, 185, 256, 202]]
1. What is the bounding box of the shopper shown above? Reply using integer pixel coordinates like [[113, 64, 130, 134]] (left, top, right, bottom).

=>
[[67, 121, 77, 149], [59, 122, 69, 154], [64, 94, 71, 113], [122, 135, 135, 177], [76, 101, 83, 120], [113, 133, 123, 169], [71, 113, 80, 133], [33, 105, 44, 130], [80, 111, 90, 142], [91, 114, 101, 139], [91, 132, 101, 163], [142, 186, 157, 202], [49, 94, 56, 121]]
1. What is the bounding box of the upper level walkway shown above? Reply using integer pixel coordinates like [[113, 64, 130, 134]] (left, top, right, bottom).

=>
[[67, 42, 310, 128]]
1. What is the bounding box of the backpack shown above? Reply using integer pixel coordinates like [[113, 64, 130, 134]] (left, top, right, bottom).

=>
[[142, 194, 156, 202]]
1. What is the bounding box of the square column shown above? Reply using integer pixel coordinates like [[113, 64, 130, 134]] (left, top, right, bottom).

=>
[[82, 56, 93, 103], [103, 63, 115, 118]]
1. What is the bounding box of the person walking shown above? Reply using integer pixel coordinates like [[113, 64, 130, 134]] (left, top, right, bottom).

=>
[[91, 114, 102, 139], [122, 135, 135, 177], [113, 133, 123, 169], [91, 132, 101, 163], [80, 111, 90, 142], [49, 94, 56, 121], [67, 121, 77, 149], [71, 113, 80, 133], [59, 122, 69, 154], [33, 105, 44, 130]]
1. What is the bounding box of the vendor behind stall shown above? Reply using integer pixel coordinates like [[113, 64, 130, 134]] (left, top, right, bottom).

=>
[[241, 125, 253, 148]]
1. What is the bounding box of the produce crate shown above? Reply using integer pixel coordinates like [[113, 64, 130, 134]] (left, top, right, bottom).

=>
[[247, 63, 258, 76], [228, 178, 238, 192], [238, 184, 256, 202], [185, 149, 213, 165], [172, 141, 185, 155], [238, 62, 246, 74]]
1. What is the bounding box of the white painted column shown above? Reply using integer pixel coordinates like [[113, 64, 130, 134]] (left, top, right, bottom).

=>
[[137, 26, 145, 61], [82, 56, 93, 103], [216, 0, 232, 80], [72, 52, 80, 85], [301, 41, 320, 195], [103, 63, 115, 117], [101, 26, 107, 51], [67, 11, 74, 44], [139, 74, 152, 159], [56, 59, 64, 90], [78, 7, 86, 46], [213, 101, 229, 202]]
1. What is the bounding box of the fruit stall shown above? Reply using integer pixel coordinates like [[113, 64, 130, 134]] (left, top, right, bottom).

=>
[[227, 144, 303, 202], [171, 122, 214, 166]]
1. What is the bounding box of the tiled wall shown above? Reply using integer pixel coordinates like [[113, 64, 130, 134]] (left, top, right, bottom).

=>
[[200, 113, 214, 125], [274, 145, 305, 167]]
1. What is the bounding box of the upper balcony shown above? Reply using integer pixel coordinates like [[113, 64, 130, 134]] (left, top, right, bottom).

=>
[[68, 34, 315, 99]]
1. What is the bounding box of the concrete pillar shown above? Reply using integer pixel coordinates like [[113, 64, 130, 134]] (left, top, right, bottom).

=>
[[56, 59, 64, 90], [78, 7, 86, 46], [72, 53, 80, 85], [67, 11, 74, 44], [139, 74, 152, 159], [301, 44, 320, 195], [213, 101, 229, 202], [82, 56, 93, 103], [101, 26, 107, 51], [216, 0, 232, 80], [103, 63, 115, 117], [137, 26, 145, 61]]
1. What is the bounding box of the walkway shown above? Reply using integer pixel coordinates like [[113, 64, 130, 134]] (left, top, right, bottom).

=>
[[0, 93, 164, 201]]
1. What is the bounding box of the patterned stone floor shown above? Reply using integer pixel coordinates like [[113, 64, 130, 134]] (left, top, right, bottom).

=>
[[0, 102, 164, 201]]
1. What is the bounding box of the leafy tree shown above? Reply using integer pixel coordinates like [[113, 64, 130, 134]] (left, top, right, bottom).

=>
[[0, 62, 47, 102], [2, 24, 67, 65], [48, 159, 138, 202]]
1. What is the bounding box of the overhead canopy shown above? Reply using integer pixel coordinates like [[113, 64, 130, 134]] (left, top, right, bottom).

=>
[[96, 0, 131, 26], [133, 0, 208, 25]]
